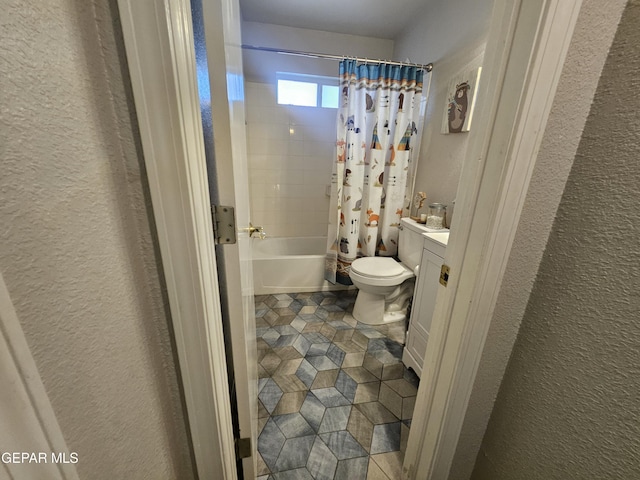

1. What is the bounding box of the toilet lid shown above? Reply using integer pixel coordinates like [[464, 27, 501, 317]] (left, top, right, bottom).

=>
[[351, 257, 405, 278]]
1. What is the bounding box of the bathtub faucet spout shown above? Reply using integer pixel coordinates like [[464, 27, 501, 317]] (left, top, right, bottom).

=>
[[243, 223, 267, 239]]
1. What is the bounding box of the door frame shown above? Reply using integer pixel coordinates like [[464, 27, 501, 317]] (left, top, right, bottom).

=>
[[117, 1, 238, 478], [404, 0, 583, 477], [197, 0, 258, 477], [117, 0, 582, 479]]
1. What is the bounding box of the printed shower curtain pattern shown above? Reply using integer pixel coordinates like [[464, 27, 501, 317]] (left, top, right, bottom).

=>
[[325, 60, 424, 285]]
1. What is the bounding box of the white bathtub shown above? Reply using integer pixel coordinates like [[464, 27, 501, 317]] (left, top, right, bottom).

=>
[[252, 236, 351, 295]]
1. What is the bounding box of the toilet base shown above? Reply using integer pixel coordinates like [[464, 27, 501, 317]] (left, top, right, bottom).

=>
[[352, 279, 415, 326]]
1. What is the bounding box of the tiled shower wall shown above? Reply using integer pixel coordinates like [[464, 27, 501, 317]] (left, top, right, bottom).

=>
[[245, 81, 336, 238]]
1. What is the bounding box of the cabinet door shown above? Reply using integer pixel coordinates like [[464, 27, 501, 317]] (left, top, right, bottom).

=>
[[404, 248, 444, 376], [413, 249, 444, 339]]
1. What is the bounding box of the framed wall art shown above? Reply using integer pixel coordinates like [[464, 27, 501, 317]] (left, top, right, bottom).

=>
[[441, 66, 482, 134]]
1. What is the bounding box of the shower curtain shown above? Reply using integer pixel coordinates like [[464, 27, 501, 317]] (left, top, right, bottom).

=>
[[325, 59, 425, 285]]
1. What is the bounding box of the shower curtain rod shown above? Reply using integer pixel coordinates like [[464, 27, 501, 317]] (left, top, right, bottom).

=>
[[241, 44, 433, 72]]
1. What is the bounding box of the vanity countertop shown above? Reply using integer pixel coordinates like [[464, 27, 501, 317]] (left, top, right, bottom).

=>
[[423, 231, 450, 247]]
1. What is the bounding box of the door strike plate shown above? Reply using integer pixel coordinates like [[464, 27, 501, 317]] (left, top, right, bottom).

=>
[[439, 264, 450, 287], [211, 205, 237, 244]]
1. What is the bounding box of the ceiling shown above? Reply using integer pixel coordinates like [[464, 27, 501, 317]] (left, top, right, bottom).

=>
[[239, 0, 429, 40]]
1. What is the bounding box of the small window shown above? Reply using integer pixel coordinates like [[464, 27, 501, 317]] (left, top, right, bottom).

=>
[[277, 73, 338, 108], [321, 85, 339, 108], [277, 79, 318, 107]]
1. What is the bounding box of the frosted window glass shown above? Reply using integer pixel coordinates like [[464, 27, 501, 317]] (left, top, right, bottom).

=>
[[277, 80, 317, 107], [321, 85, 339, 108]]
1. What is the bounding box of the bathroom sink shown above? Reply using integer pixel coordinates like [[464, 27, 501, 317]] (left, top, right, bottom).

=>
[[423, 231, 450, 247]]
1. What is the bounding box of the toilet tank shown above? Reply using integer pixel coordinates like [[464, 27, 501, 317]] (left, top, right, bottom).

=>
[[398, 218, 442, 270]]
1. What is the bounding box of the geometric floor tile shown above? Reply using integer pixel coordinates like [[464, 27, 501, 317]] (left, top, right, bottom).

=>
[[381, 362, 405, 381], [274, 435, 315, 471], [259, 378, 283, 414], [308, 342, 331, 356], [346, 406, 374, 454], [365, 458, 388, 480], [258, 418, 286, 471], [370, 422, 402, 455], [311, 369, 340, 389], [342, 367, 379, 384], [296, 359, 319, 388], [363, 354, 384, 379], [274, 413, 315, 438], [318, 405, 351, 434], [271, 468, 315, 480], [335, 370, 358, 402], [320, 430, 367, 460], [273, 373, 308, 393], [384, 378, 418, 398], [334, 456, 369, 480], [272, 391, 306, 416], [353, 382, 381, 404], [307, 437, 338, 480], [300, 392, 326, 433], [311, 387, 351, 408], [378, 383, 403, 419], [342, 351, 366, 368], [275, 358, 304, 376], [354, 401, 398, 425], [307, 354, 340, 371], [255, 290, 420, 480], [326, 344, 346, 366], [370, 451, 404, 478]]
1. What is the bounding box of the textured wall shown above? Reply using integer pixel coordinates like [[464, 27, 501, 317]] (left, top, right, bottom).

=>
[[448, 1, 629, 478], [402, 45, 485, 224], [470, 1, 640, 478], [1, 1, 194, 478], [393, 0, 493, 223]]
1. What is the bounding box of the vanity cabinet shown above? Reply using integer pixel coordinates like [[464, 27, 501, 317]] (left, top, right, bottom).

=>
[[402, 233, 447, 377]]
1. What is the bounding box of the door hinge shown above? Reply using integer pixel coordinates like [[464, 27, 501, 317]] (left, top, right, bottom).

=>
[[235, 437, 252, 460], [211, 205, 237, 244], [439, 264, 450, 287]]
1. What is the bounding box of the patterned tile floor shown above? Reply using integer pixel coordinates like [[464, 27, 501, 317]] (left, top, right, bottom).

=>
[[255, 290, 420, 480]]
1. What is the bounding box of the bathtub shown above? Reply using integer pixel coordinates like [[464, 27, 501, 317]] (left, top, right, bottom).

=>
[[252, 236, 351, 295]]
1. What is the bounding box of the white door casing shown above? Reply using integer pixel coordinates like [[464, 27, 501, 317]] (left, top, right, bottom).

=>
[[117, 1, 238, 478], [403, 0, 583, 478], [199, 0, 258, 477], [118, 0, 257, 478]]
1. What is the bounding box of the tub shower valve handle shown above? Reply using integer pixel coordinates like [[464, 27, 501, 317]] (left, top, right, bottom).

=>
[[243, 223, 267, 239]]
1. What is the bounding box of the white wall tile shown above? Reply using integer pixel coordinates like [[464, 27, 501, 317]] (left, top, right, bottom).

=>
[[303, 169, 331, 185], [246, 81, 336, 238]]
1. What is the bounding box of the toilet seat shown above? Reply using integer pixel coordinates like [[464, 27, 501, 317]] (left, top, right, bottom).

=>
[[350, 257, 414, 287], [351, 257, 406, 278]]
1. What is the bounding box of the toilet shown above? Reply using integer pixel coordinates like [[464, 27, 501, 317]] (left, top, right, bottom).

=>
[[349, 217, 441, 325]]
